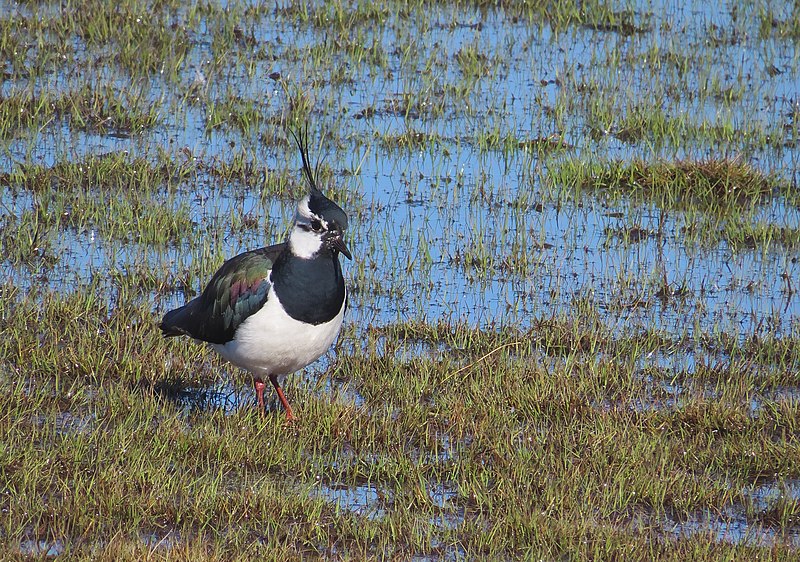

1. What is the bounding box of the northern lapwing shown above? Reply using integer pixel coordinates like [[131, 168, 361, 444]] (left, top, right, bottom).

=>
[[160, 130, 351, 420]]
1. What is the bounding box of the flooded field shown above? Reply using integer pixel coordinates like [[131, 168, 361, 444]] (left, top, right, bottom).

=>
[[1, 0, 799, 559]]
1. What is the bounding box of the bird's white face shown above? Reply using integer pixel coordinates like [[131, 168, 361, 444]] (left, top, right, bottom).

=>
[[289, 195, 328, 259]]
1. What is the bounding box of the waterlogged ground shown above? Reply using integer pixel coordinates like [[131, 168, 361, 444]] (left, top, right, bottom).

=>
[[1, 0, 799, 559]]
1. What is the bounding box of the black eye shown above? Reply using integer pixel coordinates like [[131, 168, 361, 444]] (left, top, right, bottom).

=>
[[310, 219, 323, 232]]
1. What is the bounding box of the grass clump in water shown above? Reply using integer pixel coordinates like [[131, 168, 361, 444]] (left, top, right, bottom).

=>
[[550, 157, 782, 210], [0, 83, 160, 140], [2, 152, 196, 245]]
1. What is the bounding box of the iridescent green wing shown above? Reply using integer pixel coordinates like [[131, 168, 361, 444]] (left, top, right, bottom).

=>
[[161, 244, 284, 344]]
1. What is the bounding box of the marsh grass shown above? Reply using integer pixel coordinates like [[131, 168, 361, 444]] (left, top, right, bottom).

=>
[[2, 153, 195, 246], [550, 158, 783, 209], [546, 157, 800, 248], [2, 289, 798, 558], [0, 83, 160, 140], [1, 0, 799, 559]]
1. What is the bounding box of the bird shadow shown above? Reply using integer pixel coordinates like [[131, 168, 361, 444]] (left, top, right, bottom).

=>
[[148, 376, 266, 416]]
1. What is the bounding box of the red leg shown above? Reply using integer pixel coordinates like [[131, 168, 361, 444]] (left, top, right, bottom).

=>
[[254, 378, 266, 416], [269, 374, 296, 421]]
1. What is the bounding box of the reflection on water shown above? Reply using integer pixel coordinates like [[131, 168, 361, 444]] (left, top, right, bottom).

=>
[[312, 482, 388, 521]]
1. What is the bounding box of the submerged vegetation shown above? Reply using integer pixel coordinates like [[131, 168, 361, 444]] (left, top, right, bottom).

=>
[[1, 0, 799, 559]]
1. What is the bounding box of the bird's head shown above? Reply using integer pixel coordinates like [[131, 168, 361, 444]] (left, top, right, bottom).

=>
[[288, 129, 352, 261]]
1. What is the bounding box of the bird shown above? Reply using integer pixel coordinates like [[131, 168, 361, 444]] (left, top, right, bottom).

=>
[[159, 130, 351, 421]]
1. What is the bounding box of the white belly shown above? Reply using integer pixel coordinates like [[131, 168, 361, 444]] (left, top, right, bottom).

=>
[[211, 286, 346, 376]]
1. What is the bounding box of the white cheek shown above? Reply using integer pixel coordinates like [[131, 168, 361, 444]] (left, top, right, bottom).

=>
[[296, 196, 312, 221], [289, 226, 321, 258]]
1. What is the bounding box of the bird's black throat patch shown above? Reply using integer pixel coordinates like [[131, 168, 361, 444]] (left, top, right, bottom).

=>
[[271, 250, 346, 325]]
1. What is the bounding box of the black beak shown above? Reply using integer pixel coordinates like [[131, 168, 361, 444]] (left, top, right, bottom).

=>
[[332, 236, 352, 260]]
